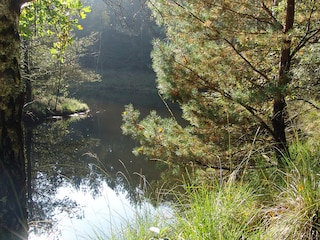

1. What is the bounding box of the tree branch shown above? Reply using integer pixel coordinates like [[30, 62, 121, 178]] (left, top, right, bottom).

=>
[[291, 28, 320, 58], [261, 2, 283, 30], [294, 98, 320, 111], [290, 1, 319, 58], [173, 0, 270, 82], [224, 6, 272, 25], [222, 37, 270, 81]]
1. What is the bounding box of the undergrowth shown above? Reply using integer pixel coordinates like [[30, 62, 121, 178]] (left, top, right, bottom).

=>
[[110, 139, 320, 240]]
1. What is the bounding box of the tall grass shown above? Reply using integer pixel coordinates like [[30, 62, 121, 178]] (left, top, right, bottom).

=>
[[110, 139, 320, 240], [109, 203, 173, 240], [24, 95, 89, 120], [172, 180, 261, 240], [257, 141, 320, 239]]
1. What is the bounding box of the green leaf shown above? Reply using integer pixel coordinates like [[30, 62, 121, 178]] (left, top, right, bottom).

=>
[[50, 48, 58, 55], [82, 6, 91, 13], [79, 11, 87, 19], [76, 24, 83, 30]]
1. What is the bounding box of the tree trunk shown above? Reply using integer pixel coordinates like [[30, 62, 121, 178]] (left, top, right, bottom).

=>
[[0, 1, 28, 239], [22, 40, 32, 104], [272, 0, 295, 166]]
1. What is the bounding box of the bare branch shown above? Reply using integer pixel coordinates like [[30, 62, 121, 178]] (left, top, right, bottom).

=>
[[291, 28, 320, 58], [294, 98, 320, 111], [290, 1, 320, 58], [261, 2, 283, 30]]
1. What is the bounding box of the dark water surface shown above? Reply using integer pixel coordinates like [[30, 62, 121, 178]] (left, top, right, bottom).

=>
[[27, 90, 176, 239]]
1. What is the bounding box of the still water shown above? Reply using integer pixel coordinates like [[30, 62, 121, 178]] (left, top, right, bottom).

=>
[[26, 90, 175, 239]]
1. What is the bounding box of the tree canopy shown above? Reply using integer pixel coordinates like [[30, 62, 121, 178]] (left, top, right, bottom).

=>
[[122, 0, 320, 169], [20, 0, 91, 55]]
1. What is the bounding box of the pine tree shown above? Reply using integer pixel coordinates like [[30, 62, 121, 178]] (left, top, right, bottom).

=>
[[122, 0, 320, 168]]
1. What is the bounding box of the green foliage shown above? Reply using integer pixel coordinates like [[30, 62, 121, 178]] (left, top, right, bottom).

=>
[[31, 33, 100, 90], [291, 43, 320, 98], [22, 32, 100, 118], [19, 0, 100, 119], [122, 0, 320, 167], [20, 0, 91, 56], [122, 104, 218, 167]]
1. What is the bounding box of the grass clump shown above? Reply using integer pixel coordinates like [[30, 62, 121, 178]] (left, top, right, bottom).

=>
[[111, 140, 320, 239], [172, 180, 261, 240], [257, 142, 320, 239], [24, 95, 89, 121]]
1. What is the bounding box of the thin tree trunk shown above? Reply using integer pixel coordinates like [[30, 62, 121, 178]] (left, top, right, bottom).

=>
[[22, 40, 32, 104], [0, 1, 28, 239], [272, 0, 295, 166]]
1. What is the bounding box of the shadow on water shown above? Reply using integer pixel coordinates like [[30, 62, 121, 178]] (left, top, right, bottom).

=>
[[23, 88, 180, 239]]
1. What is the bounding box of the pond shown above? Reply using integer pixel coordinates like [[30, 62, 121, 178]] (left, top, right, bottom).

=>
[[26, 87, 177, 239]]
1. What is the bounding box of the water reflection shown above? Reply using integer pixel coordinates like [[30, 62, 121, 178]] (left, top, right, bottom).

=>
[[0, 122, 28, 240], [29, 181, 154, 240], [26, 91, 174, 238]]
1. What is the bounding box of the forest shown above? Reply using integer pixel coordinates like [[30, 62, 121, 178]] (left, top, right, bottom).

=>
[[1, 0, 320, 239]]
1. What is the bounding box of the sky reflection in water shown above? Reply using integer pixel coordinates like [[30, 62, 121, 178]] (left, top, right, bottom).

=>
[[29, 181, 168, 240]]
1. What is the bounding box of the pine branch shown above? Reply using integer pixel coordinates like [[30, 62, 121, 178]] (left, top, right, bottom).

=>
[[173, 59, 276, 141], [173, 0, 270, 82], [225, 4, 273, 25]]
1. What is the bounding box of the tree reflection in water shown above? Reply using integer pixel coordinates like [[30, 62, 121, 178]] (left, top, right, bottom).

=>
[[25, 114, 162, 237]]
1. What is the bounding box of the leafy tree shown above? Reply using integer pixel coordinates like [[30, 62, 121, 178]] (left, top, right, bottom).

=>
[[122, 0, 320, 168], [22, 32, 101, 119], [20, 0, 98, 119], [20, 0, 91, 55]]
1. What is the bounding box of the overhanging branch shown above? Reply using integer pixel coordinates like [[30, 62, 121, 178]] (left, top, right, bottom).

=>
[[173, 0, 270, 82]]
